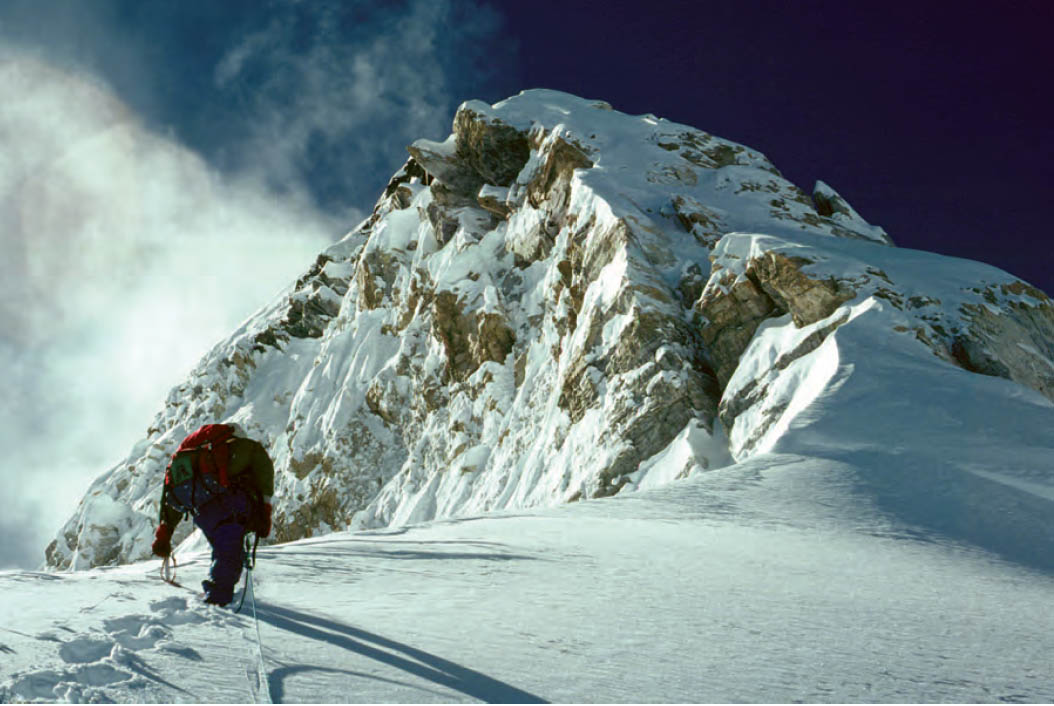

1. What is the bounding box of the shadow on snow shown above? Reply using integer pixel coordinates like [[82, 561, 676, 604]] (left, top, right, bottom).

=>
[[265, 663, 454, 703], [255, 602, 548, 704], [846, 451, 1054, 576]]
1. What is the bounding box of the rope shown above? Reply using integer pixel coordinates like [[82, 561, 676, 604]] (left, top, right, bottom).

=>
[[233, 532, 271, 703], [247, 569, 273, 704], [233, 571, 251, 613], [158, 530, 267, 700], [233, 534, 258, 614]]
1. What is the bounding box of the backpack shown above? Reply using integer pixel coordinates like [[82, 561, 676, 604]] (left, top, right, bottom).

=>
[[163, 424, 237, 516]]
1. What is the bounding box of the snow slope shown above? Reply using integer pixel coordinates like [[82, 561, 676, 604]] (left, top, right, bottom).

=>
[[7, 301, 1054, 702], [3, 446, 1054, 703], [16, 88, 1054, 703], [7, 329, 1054, 700]]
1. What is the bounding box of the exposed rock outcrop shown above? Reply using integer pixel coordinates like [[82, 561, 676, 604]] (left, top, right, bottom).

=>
[[453, 106, 531, 187], [46, 89, 1052, 570], [699, 251, 856, 388], [697, 231, 1054, 458], [952, 282, 1054, 399]]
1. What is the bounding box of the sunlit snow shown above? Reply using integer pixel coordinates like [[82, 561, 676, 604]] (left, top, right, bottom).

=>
[[12, 89, 1054, 703]]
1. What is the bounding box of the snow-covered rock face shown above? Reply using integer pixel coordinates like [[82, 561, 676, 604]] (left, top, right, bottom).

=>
[[698, 233, 1054, 459], [45, 89, 1054, 570]]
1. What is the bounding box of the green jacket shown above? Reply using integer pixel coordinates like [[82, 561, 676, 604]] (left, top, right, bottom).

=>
[[159, 436, 275, 529]]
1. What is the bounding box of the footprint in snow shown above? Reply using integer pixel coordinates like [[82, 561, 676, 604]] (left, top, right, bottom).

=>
[[1, 662, 137, 703], [0, 599, 211, 702], [149, 595, 201, 620], [58, 635, 113, 664], [155, 640, 204, 661], [103, 614, 174, 650], [152, 593, 244, 628]]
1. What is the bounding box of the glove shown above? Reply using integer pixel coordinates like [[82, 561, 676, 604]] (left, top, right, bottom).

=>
[[255, 503, 272, 538], [152, 524, 173, 558]]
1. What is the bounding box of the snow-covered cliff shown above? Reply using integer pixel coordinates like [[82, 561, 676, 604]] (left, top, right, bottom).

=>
[[46, 89, 1054, 569]]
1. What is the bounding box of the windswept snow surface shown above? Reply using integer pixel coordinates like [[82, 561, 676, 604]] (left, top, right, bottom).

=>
[[8, 253, 1054, 701], [4, 451, 1054, 703], [18, 89, 1054, 703], [11, 234, 1054, 706]]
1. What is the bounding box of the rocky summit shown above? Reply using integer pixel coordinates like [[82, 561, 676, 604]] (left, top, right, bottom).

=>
[[46, 89, 1054, 570]]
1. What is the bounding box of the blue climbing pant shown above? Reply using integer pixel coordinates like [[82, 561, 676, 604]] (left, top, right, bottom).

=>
[[193, 490, 252, 606]]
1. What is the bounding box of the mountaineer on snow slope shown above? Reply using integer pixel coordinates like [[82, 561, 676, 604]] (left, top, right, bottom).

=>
[[150, 423, 275, 606]]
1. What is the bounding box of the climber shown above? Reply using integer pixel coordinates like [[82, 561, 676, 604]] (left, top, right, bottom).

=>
[[150, 423, 274, 606]]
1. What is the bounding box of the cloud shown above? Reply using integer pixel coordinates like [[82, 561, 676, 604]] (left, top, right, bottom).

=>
[[208, 0, 508, 216], [0, 56, 337, 568], [0, 1, 513, 569]]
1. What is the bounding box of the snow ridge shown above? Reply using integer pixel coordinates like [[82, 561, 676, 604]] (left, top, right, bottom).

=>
[[45, 89, 1054, 572], [8, 88, 1054, 706]]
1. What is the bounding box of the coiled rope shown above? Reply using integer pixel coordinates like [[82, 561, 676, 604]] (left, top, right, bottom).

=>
[[160, 555, 179, 585]]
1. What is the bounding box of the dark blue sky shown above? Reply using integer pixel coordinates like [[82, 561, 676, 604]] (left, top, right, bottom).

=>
[[498, 1, 1053, 295], [2, 0, 1050, 293]]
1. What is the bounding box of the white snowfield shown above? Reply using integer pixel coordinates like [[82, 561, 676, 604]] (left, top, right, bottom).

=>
[[2, 448, 1054, 703], [10, 89, 1054, 702], [4, 326, 1054, 702]]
